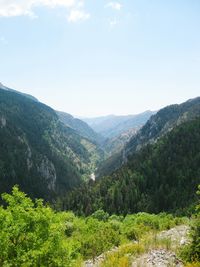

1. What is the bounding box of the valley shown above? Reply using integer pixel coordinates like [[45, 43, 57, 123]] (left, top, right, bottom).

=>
[[0, 83, 199, 266]]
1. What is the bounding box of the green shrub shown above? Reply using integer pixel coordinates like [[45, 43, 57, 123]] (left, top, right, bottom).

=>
[[91, 209, 109, 222], [180, 185, 200, 263], [0, 186, 76, 266]]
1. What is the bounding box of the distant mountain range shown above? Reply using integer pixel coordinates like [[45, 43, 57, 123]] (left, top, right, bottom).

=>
[[83, 111, 155, 139]]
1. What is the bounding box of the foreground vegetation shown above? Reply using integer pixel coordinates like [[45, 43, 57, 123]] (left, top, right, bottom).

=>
[[0, 186, 193, 267], [180, 185, 200, 265], [0, 186, 199, 266]]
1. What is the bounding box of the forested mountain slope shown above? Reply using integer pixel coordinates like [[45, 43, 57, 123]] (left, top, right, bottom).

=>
[[57, 111, 103, 144], [125, 97, 200, 157], [97, 97, 200, 178], [0, 89, 101, 200], [0, 82, 38, 102], [65, 117, 200, 215]]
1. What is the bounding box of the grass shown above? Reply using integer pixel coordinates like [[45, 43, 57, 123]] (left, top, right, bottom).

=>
[[100, 227, 185, 267]]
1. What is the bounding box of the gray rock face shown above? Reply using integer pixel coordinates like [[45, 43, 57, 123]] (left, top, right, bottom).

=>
[[132, 249, 183, 267], [0, 116, 6, 128], [37, 157, 57, 191], [158, 225, 190, 246], [132, 225, 190, 267], [26, 145, 33, 171]]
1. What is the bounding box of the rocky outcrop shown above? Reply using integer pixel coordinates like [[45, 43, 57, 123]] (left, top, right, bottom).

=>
[[37, 157, 57, 191], [83, 225, 190, 267], [0, 116, 6, 128], [158, 225, 190, 246], [131, 225, 190, 267], [132, 249, 183, 267]]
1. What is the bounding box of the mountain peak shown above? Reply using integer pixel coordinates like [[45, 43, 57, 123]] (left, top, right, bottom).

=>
[[0, 83, 39, 102], [0, 82, 7, 90]]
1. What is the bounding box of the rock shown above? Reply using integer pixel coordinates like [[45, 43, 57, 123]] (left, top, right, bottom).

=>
[[37, 157, 57, 191], [132, 249, 183, 267], [131, 225, 190, 267], [0, 116, 6, 128], [158, 225, 190, 245]]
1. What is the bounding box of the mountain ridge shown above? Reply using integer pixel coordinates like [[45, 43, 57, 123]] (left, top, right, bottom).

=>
[[96, 97, 200, 178], [82, 111, 155, 139], [0, 82, 39, 102], [65, 115, 200, 215], [0, 88, 102, 200]]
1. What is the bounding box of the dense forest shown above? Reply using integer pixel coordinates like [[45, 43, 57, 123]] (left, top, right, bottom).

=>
[[0, 86, 200, 266], [0, 89, 102, 200], [97, 97, 200, 178], [64, 118, 200, 215]]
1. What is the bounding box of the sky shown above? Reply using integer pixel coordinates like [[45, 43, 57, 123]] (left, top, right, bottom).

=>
[[0, 0, 200, 117]]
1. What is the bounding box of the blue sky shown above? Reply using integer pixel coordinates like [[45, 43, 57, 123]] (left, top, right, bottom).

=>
[[0, 0, 200, 117]]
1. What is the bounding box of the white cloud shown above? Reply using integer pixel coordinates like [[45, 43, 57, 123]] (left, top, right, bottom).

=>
[[68, 9, 90, 22], [0, 0, 90, 22], [105, 2, 122, 11]]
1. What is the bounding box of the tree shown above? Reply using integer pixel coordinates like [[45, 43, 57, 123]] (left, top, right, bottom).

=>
[[0, 186, 74, 266]]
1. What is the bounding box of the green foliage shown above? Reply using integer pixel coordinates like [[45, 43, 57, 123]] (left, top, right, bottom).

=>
[[0, 186, 74, 266], [91, 209, 109, 221], [57, 111, 103, 145], [97, 97, 200, 178], [0, 89, 103, 201], [181, 186, 200, 263], [101, 243, 145, 267], [65, 118, 200, 215], [0, 187, 184, 266], [78, 218, 120, 260]]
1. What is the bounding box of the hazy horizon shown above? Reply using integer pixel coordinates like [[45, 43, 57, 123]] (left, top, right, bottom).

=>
[[0, 0, 200, 117], [1, 80, 199, 118]]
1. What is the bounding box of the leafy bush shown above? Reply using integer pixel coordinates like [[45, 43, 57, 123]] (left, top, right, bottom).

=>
[[0, 186, 186, 266], [0, 186, 75, 266], [91, 209, 109, 221], [180, 185, 200, 264]]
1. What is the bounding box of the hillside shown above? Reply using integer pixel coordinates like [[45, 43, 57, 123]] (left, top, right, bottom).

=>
[[0, 89, 102, 200], [125, 97, 200, 158], [97, 97, 200, 178], [65, 117, 200, 215], [103, 127, 138, 157], [0, 82, 39, 102], [57, 111, 103, 144]]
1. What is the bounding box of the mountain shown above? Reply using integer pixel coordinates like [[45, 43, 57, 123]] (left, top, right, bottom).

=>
[[65, 115, 200, 215], [97, 97, 200, 178], [124, 97, 200, 158], [0, 83, 103, 146], [83, 111, 155, 139], [56, 111, 103, 144], [0, 88, 102, 200], [0, 82, 39, 102], [103, 128, 138, 157]]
